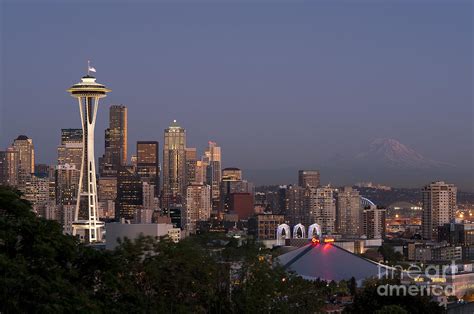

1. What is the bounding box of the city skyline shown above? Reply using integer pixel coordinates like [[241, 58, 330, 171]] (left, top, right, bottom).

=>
[[1, 2, 473, 311], [1, 1, 472, 190]]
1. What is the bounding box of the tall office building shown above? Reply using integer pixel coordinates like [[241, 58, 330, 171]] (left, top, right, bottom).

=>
[[422, 181, 457, 241], [100, 105, 127, 176], [116, 166, 143, 221], [184, 183, 211, 234], [194, 160, 206, 184], [307, 186, 336, 234], [97, 176, 117, 219], [185, 148, 197, 185], [22, 175, 50, 213], [202, 141, 222, 201], [221, 168, 254, 214], [61, 128, 83, 143], [12, 135, 35, 184], [0, 151, 7, 185], [162, 120, 186, 209], [58, 129, 83, 169], [4, 147, 19, 186], [56, 129, 83, 210], [298, 170, 320, 188], [336, 186, 362, 237], [67, 72, 110, 242], [136, 141, 160, 196], [55, 164, 80, 206]]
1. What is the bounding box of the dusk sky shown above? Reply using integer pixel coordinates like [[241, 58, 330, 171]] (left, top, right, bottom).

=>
[[1, 1, 472, 187]]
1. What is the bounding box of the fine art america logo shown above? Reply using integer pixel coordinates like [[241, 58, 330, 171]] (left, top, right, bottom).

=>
[[377, 261, 458, 308]]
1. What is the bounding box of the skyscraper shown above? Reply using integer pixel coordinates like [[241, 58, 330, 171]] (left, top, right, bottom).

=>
[[55, 164, 80, 206], [116, 165, 143, 221], [12, 135, 35, 184], [58, 129, 83, 169], [307, 186, 336, 234], [336, 186, 362, 237], [202, 141, 222, 202], [184, 183, 211, 234], [185, 148, 197, 185], [422, 181, 457, 241], [285, 185, 307, 226], [194, 160, 206, 184], [221, 167, 242, 213], [363, 206, 386, 239], [162, 120, 186, 209], [298, 170, 320, 188], [61, 128, 83, 143], [4, 147, 19, 186], [136, 141, 160, 196], [100, 105, 127, 176], [67, 72, 110, 242], [0, 151, 7, 185]]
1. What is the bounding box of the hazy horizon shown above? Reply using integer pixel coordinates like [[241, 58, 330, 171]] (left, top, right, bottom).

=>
[[1, 1, 472, 190]]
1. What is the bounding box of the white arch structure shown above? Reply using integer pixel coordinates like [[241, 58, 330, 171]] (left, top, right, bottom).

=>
[[360, 197, 376, 208], [276, 224, 291, 245], [308, 223, 322, 239], [293, 223, 306, 239]]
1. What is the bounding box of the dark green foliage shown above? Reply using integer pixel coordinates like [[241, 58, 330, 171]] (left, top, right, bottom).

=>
[[378, 244, 404, 265], [344, 278, 444, 314]]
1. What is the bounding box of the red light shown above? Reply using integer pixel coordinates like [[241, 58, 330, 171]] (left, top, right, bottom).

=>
[[311, 237, 320, 244], [323, 238, 334, 243]]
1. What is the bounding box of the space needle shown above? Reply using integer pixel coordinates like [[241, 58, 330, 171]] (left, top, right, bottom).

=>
[[67, 62, 111, 243]]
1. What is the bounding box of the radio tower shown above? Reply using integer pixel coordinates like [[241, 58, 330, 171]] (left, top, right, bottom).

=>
[[67, 64, 111, 243]]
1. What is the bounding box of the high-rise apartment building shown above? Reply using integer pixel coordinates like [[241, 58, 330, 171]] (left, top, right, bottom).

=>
[[116, 166, 143, 221], [363, 206, 386, 239], [298, 170, 320, 188], [285, 185, 307, 226], [184, 183, 211, 234], [100, 105, 127, 176], [422, 181, 457, 241], [336, 186, 362, 237], [136, 141, 160, 196], [162, 120, 186, 209], [307, 186, 336, 234], [12, 135, 35, 184], [202, 141, 222, 201]]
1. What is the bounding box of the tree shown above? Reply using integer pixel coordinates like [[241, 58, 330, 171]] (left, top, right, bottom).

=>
[[375, 305, 408, 314], [344, 278, 443, 313], [0, 187, 98, 312], [378, 244, 404, 265]]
